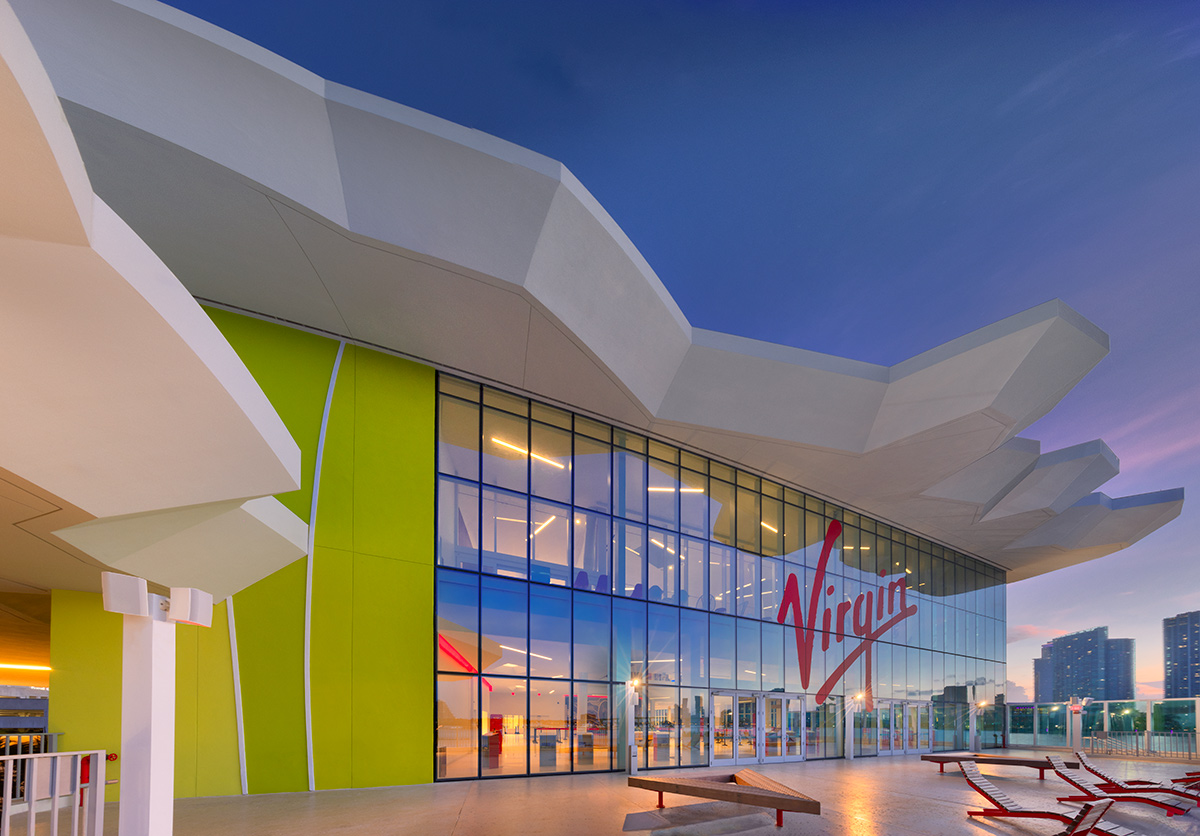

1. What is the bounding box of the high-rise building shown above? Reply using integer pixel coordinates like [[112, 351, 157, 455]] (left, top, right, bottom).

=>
[[1032, 627, 1135, 702], [1164, 611, 1200, 698]]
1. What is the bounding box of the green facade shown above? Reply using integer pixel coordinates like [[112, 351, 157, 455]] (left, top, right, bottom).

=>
[[48, 310, 436, 796]]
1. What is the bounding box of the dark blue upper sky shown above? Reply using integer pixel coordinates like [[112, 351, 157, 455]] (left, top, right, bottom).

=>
[[161, 0, 1200, 695]]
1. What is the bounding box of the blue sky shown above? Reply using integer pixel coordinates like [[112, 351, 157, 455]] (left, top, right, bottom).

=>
[[162, 0, 1200, 699]]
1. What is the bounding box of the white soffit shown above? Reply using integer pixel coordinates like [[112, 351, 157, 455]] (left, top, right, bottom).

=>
[[9, 0, 1184, 581], [0, 0, 306, 596]]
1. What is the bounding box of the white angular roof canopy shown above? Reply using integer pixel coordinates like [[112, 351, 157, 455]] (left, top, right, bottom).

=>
[[9, 0, 1183, 582]]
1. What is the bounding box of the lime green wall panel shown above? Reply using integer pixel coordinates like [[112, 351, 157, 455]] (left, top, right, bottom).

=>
[[309, 546, 354, 790], [192, 601, 241, 797], [49, 590, 123, 802], [175, 626, 199, 796], [205, 307, 339, 521], [350, 556, 434, 787], [352, 350, 435, 563], [313, 346, 356, 553], [233, 558, 309, 794]]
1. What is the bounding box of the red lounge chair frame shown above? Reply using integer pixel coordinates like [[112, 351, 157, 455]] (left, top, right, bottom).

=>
[[1049, 755, 1191, 818], [1074, 751, 1200, 800], [958, 762, 1135, 836]]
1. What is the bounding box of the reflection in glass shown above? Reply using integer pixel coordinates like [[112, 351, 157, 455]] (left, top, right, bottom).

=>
[[737, 619, 761, 690], [736, 488, 761, 554], [438, 478, 479, 571], [647, 604, 679, 685], [713, 693, 734, 762], [645, 686, 679, 766], [680, 470, 708, 538], [572, 510, 610, 594], [482, 408, 528, 492], [679, 537, 706, 610], [437, 569, 479, 673], [574, 683, 610, 771], [762, 621, 784, 692], [530, 500, 570, 586], [530, 585, 570, 679], [647, 530, 678, 604], [709, 480, 735, 547], [530, 680, 570, 773], [737, 694, 757, 759], [680, 689, 708, 766], [481, 489, 528, 578], [647, 460, 680, 531], [574, 435, 611, 513], [710, 544, 734, 613], [736, 551, 759, 618], [613, 598, 646, 683], [573, 592, 610, 681], [761, 557, 782, 622], [481, 679, 527, 776], [615, 522, 646, 599], [482, 576, 527, 675], [437, 674, 479, 779], [680, 608, 708, 687], [615, 450, 647, 522], [709, 615, 735, 689], [438, 395, 479, 480]]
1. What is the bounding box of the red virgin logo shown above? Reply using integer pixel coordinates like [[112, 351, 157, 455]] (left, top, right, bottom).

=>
[[777, 519, 917, 712]]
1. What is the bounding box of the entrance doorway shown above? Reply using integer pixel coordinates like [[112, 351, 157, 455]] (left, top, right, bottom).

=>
[[711, 692, 805, 765], [876, 701, 931, 755]]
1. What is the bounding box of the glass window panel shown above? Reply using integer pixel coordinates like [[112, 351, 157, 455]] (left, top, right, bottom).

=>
[[530, 585, 570, 679], [531, 401, 570, 429], [529, 500, 570, 587], [572, 510, 610, 594], [481, 678, 527, 776], [782, 502, 803, 564], [438, 478, 479, 572], [710, 461, 735, 482], [680, 688, 708, 766], [709, 479, 735, 547], [615, 450, 647, 522], [737, 619, 761, 690], [680, 450, 706, 472], [613, 598, 647, 683], [841, 526, 861, 573], [644, 686, 679, 767], [762, 621, 784, 692], [736, 488, 761, 553], [530, 422, 571, 502], [573, 591, 610, 681], [736, 551, 759, 618], [482, 407, 529, 492], [709, 544, 735, 614], [615, 522, 646, 598], [761, 495, 782, 557], [679, 537, 707, 610], [647, 529, 678, 604], [530, 680, 570, 773], [679, 470, 708, 538], [437, 674, 479, 779], [614, 428, 648, 453], [761, 557, 783, 624], [481, 488, 527, 578], [680, 609, 708, 687], [648, 439, 678, 464], [481, 576, 527, 675], [647, 604, 680, 685], [438, 395, 479, 480], [482, 386, 528, 415], [709, 614, 736, 689], [736, 470, 760, 490], [436, 569, 479, 673], [804, 512, 827, 568], [439, 374, 480, 400], [785, 619, 802, 692], [573, 683, 611, 772], [647, 459, 680, 531], [573, 435, 611, 513], [574, 415, 610, 441]]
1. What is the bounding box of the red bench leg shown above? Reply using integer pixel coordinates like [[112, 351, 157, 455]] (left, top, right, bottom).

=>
[[776, 809, 783, 828], [657, 791, 664, 809], [939, 763, 945, 773]]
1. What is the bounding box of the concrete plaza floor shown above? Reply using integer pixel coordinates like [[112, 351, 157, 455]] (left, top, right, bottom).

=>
[[102, 751, 1200, 834]]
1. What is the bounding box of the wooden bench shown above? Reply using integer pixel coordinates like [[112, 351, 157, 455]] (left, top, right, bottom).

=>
[[629, 768, 820, 828], [922, 753, 1079, 779]]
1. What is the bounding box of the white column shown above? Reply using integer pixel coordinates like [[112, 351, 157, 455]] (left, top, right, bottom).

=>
[[118, 593, 176, 836], [626, 681, 638, 774]]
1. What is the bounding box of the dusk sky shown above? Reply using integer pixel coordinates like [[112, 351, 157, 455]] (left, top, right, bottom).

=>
[[161, 0, 1200, 701]]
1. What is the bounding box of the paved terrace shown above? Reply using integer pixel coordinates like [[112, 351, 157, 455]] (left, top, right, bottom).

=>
[[84, 752, 1200, 834]]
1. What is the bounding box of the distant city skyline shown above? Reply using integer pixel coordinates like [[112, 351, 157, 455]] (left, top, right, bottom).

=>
[[1165, 610, 1200, 698], [1032, 626, 1134, 703], [155, 0, 1199, 703]]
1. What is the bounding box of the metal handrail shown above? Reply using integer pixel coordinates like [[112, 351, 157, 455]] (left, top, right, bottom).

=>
[[0, 749, 106, 836]]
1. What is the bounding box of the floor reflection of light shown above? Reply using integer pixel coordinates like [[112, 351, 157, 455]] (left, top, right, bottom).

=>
[[840, 781, 881, 836]]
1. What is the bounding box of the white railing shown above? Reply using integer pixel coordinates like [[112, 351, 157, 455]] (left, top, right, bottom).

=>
[[0, 750, 106, 836]]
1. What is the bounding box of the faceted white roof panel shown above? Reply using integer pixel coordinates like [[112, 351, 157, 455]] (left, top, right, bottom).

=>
[[9, 0, 1183, 581]]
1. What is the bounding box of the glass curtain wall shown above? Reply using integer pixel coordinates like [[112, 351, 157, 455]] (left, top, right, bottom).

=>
[[434, 375, 1007, 778]]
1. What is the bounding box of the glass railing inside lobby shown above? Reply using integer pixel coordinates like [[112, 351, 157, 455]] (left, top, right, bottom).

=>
[[1007, 699, 1199, 758]]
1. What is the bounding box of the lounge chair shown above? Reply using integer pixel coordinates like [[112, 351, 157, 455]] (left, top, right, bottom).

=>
[[1049, 755, 1192, 817], [1075, 751, 1200, 800], [958, 762, 1135, 836]]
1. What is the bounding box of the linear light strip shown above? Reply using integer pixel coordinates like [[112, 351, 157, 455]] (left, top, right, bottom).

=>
[[490, 437, 565, 469], [226, 596, 249, 795], [303, 340, 345, 794]]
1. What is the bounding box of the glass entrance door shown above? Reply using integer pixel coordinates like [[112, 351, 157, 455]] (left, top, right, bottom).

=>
[[877, 701, 932, 755], [712, 692, 805, 765]]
